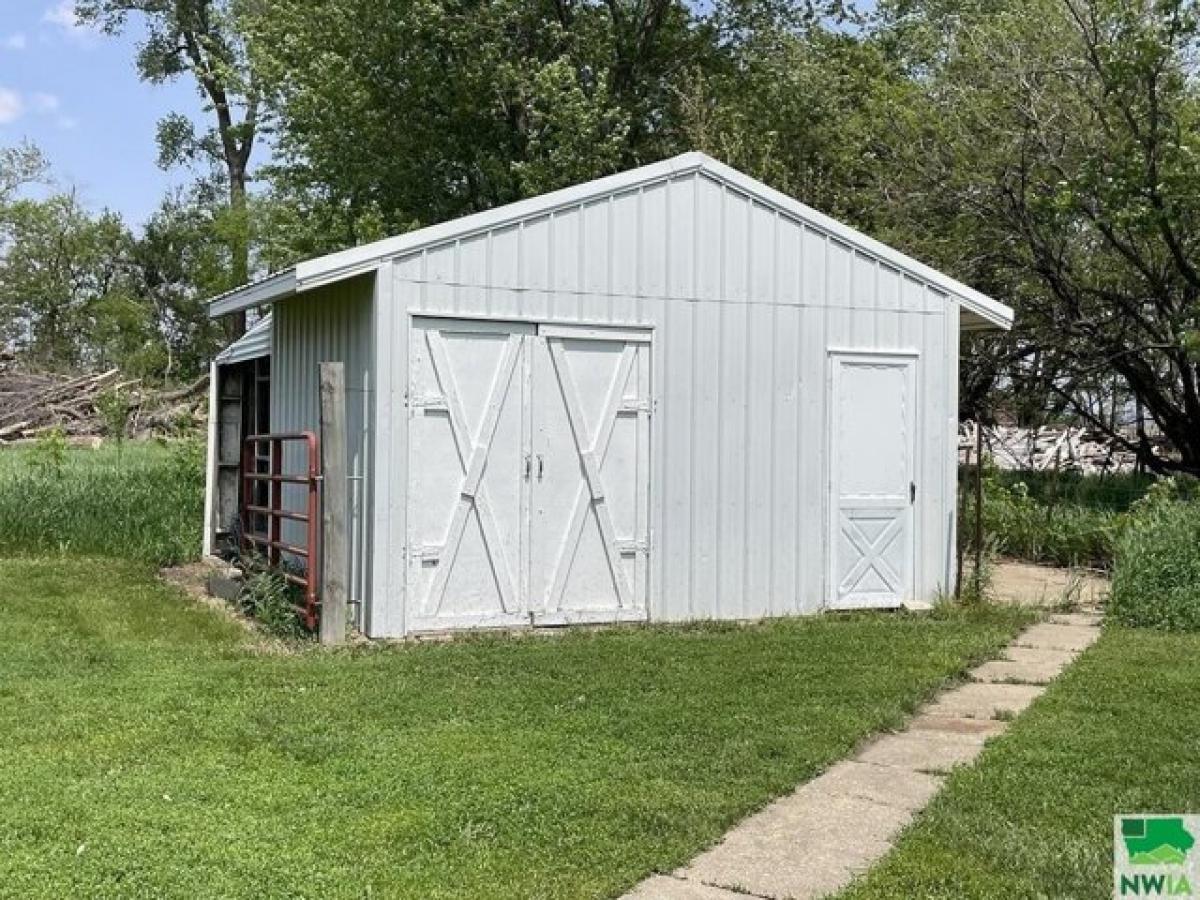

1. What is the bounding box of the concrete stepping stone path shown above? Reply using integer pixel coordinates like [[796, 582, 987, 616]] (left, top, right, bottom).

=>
[[624, 612, 1103, 900]]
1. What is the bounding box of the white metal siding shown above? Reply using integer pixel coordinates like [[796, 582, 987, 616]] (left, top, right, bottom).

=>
[[367, 172, 956, 635], [272, 276, 375, 624]]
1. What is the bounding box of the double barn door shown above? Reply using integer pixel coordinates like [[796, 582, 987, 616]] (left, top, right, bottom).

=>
[[406, 317, 652, 631]]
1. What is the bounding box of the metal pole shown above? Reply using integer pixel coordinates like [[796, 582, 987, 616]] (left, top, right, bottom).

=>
[[974, 422, 984, 597], [955, 444, 968, 600]]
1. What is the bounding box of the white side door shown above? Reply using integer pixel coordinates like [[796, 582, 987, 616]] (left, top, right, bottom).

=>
[[529, 326, 652, 624], [828, 351, 917, 609], [406, 318, 533, 630]]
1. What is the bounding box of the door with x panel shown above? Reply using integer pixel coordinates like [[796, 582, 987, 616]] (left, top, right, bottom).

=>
[[406, 318, 533, 631], [828, 352, 917, 609], [530, 326, 652, 624]]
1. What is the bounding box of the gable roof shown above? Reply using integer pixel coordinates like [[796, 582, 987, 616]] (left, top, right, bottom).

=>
[[208, 152, 1013, 330]]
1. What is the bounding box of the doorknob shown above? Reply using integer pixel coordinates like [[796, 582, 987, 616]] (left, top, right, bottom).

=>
[[523, 454, 532, 480], [910, 481, 917, 503], [537, 454, 545, 480]]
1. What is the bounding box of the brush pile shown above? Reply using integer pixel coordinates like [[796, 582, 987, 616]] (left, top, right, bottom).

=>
[[0, 352, 208, 443], [960, 421, 1143, 474]]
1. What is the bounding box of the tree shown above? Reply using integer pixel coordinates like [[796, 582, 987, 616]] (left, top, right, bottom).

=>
[[128, 188, 228, 379], [246, 0, 710, 248], [676, 11, 909, 228], [871, 0, 1200, 470], [0, 192, 136, 369], [77, 0, 260, 337], [0, 142, 48, 205]]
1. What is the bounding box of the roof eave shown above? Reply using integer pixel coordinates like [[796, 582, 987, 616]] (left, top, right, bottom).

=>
[[959, 301, 1014, 332], [204, 151, 1015, 330], [207, 269, 297, 318]]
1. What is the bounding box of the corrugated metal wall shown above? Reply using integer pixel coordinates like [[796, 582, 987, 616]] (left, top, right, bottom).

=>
[[365, 170, 959, 636], [273, 275, 375, 624]]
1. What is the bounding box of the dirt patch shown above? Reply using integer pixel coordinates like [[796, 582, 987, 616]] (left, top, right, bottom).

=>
[[159, 559, 253, 626], [159, 559, 298, 653], [990, 559, 1109, 609]]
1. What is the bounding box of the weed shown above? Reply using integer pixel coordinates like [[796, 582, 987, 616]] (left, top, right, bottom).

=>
[[1109, 488, 1200, 632], [26, 427, 68, 479], [237, 567, 309, 640]]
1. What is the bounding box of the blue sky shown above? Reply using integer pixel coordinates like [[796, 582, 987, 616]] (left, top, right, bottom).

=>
[[0, 0, 205, 227]]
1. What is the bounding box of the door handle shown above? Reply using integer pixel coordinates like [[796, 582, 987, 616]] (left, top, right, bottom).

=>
[[523, 455, 532, 480], [910, 481, 917, 503], [536, 454, 545, 480]]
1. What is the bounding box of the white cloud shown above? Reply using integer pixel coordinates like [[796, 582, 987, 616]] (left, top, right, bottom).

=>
[[0, 87, 23, 124], [42, 2, 99, 42], [1, 33, 28, 51], [31, 92, 60, 114]]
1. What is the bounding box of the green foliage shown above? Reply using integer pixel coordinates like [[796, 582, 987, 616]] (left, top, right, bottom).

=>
[[0, 556, 1029, 898], [1109, 483, 1200, 631], [243, 0, 706, 254], [0, 158, 227, 380], [966, 469, 1120, 569], [95, 387, 131, 445], [991, 469, 1155, 513], [0, 440, 204, 566], [25, 428, 68, 480], [236, 568, 308, 640], [0, 191, 135, 368], [872, 0, 1200, 466]]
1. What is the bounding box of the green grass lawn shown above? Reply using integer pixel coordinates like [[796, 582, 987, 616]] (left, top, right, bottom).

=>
[[0, 557, 1031, 899], [840, 626, 1200, 899]]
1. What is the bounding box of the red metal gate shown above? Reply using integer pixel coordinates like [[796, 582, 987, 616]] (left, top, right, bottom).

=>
[[241, 432, 321, 630]]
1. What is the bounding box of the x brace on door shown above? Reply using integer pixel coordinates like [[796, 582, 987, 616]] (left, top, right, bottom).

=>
[[839, 514, 903, 594], [421, 330, 521, 616], [543, 337, 637, 611]]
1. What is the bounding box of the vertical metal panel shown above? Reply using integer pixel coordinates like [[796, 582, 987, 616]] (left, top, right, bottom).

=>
[[359, 168, 962, 635], [660, 295, 693, 618], [688, 298, 720, 619], [744, 299, 775, 618], [770, 303, 801, 614], [271, 275, 375, 626]]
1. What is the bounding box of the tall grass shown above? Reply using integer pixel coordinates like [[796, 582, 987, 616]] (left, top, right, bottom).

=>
[[991, 469, 1154, 512], [1109, 481, 1200, 631], [965, 470, 1120, 569], [0, 438, 204, 566]]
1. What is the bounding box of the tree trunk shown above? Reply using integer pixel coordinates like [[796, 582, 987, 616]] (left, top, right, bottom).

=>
[[224, 163, 249, 341]]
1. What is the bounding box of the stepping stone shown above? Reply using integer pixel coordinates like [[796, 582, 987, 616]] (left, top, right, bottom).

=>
[[921, 682, 1044, 720], [807, 760, 944, 811], [1047, 611, 1103, 627], [1013, 623, 1100, 653], [677, 792, 911, 900], [625, 875, 745, 899], [970, 658, 1063, 685], [1003, 645, 1077, 667], [856, 729, 988, 772], [907, 714, 1009, 737]]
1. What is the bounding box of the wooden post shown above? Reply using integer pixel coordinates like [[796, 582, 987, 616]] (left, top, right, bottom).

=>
[[319, 362, 349, 646]]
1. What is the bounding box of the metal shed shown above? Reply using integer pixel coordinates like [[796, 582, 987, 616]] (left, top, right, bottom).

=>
[[204, 152, 1013, 638]]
